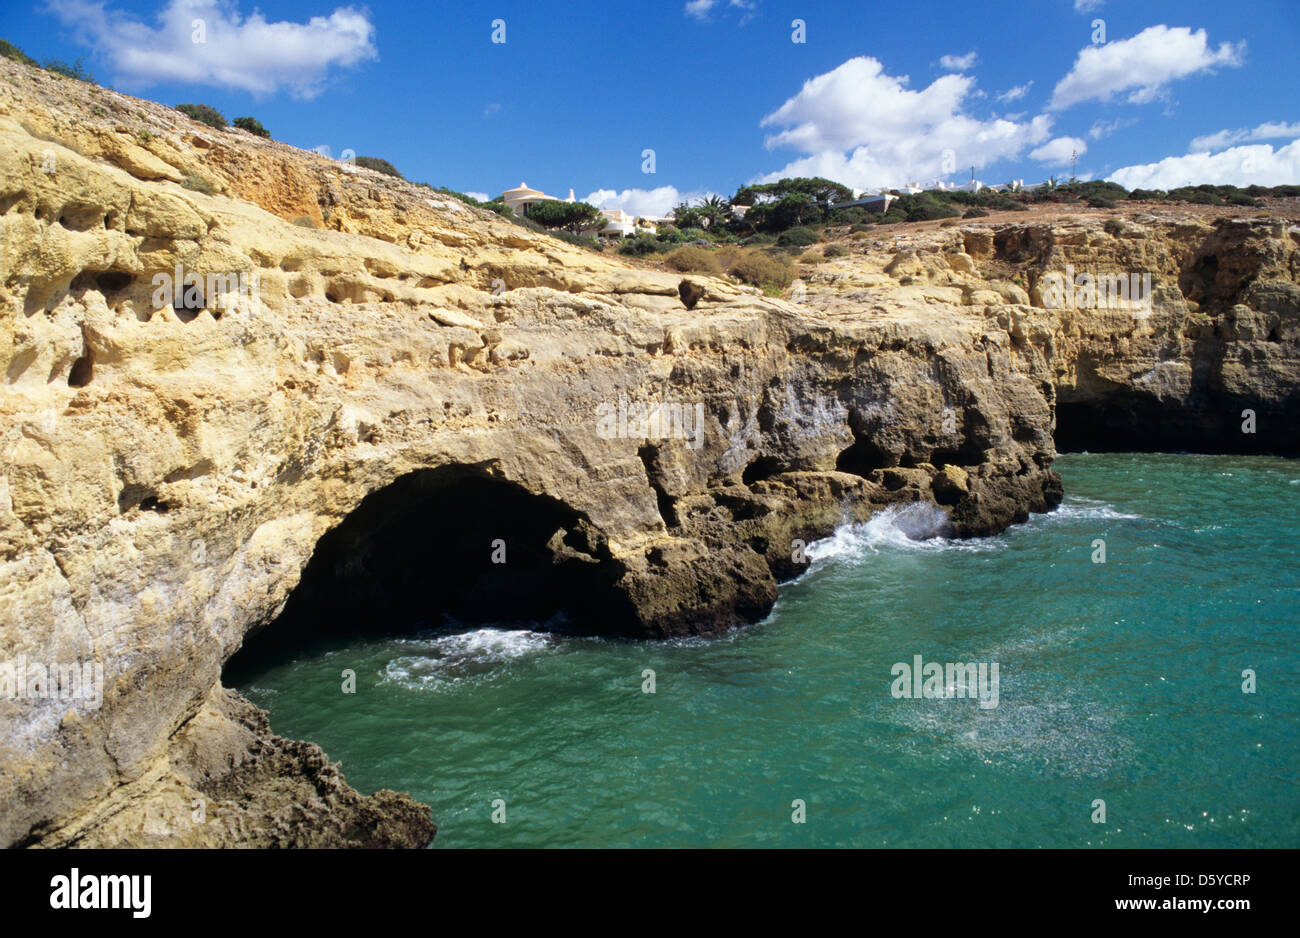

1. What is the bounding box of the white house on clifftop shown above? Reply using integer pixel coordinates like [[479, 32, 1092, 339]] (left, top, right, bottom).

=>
[[500, 182, 654, 240], [502, 181, 573, 217]]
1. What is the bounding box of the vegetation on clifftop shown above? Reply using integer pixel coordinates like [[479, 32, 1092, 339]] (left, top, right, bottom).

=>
[[0, 38, 38, 67], [524, 199, 606, 235], [233, 116, 270, 138], [175, 103, 227, 129], [354, 156, 403, 178]]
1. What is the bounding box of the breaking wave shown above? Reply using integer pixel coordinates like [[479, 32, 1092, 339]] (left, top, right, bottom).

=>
[[803, 503, 991, 564], [380, 627, 553, 691], [802, 493, 1142, 568]]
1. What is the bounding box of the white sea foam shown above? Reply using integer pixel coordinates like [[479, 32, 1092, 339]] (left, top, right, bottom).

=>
[[380, 627, 553, 691], [801, 494, 1140, 569], [1040, 496, 1141, 522], [434, 627, 551, 661], [803, 503, 991, 564]]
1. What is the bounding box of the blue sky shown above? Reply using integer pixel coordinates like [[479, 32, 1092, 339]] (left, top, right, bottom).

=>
[[3, 0, 1297, 215]]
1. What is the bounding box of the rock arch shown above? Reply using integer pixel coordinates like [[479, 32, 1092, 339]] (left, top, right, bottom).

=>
[[225, 465, 637, 675]]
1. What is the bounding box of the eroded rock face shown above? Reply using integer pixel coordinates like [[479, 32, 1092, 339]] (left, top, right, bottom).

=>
[[0, 60, 1295, 847], [805, 215, 1300, 456]]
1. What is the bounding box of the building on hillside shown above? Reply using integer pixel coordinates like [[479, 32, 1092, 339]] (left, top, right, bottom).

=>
[[594, 208, 659, 240], [828, 192, 897, 214], [926, 179, 985, 194], [499, 182, 654, 239], [501, 181, 575, 218]]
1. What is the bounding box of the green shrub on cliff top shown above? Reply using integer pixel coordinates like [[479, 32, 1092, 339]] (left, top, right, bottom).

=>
[[233, 116, 270, 138], [0, 39, 38, 67], [663, 246, 723, 276], [902, 194, 961, 222], [619, 233, 670, 256], [354, 156, 403, 179], [728, 249, 795, 290], [776, 226, 820, 248], [175, 103, 227, 129]]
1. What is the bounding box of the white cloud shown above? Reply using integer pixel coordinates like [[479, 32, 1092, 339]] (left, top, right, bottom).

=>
[[584, 186, 709, 217], [1108, 140, 1300, 189], [939, 51, 977, 72], [1190, 121, 1300, 153], [997, 81, 1033, 103], [1073, 0, 1104, 12], [44, 0, 376, 98], [464, 192, 491, 203], [755, 56, 1053, 191], [483, 103, 501, 118], [1030, 136, 1087, 166], [685, 0, 755, 20], [1088, 117, 1135, 140], [1049, 25, 1244, 111]]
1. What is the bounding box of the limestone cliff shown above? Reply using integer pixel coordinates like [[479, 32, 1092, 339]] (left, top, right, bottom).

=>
[[1, 59, 1296, 847]]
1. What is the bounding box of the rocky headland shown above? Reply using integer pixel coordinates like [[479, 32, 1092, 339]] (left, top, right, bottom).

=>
[[1, 58, 1296, 846]]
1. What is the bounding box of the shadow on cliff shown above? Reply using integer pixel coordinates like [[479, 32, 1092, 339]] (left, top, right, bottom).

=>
[[223, 465, 637, 682], [1055, 339, 1299, 457]]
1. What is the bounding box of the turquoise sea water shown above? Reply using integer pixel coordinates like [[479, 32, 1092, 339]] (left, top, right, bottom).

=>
[[233, 454, 1299, 847]]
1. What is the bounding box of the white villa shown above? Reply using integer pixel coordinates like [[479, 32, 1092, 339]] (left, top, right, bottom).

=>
[[501, 181, 572, 217], [862, 177, 1036, 197], [594, 208, 643, 239], [500, 182, 656, 240], [927, 179, 985, 194], [826, 175, 1051, 215]]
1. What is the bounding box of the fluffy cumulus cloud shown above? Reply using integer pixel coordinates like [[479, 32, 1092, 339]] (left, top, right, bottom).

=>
[[584, 186, 709, 218], [1050, 25, 1244, 110], [1030, 136, 1087, 166], [1190, 121, 1300, 153], [44, 0, 377, 98], [939, 51, 977, 72], [755, 56, 1052, 191], [1109, 140, 1300, 189]]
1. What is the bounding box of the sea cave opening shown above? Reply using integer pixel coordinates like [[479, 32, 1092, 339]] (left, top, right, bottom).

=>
[[1053, 393, 1297, 455], [223, 465, 637, 682]]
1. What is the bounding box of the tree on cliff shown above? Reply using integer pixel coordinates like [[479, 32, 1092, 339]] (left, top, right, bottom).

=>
[[729, 177, 854, 233], [743, 193, 822, 232], [672, 195, 733, 231], [525, 199, 606, 235], [732, 177, 852, 207]]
